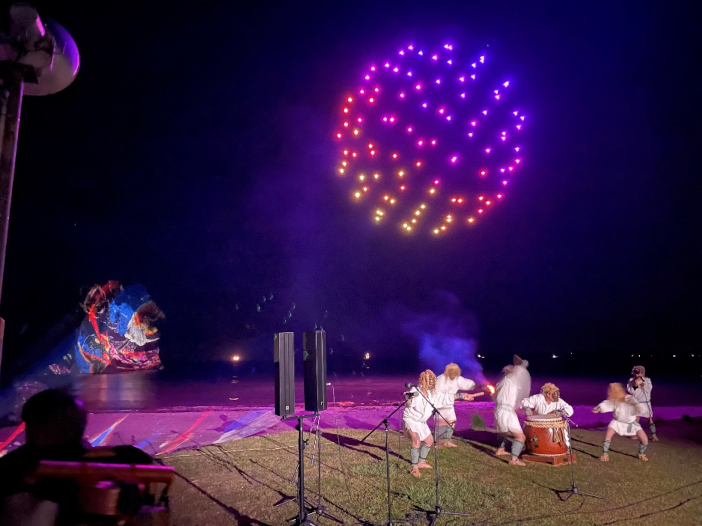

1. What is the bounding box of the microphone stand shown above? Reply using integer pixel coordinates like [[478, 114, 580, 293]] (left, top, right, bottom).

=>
[[308, 415, 343, 523], [361, 395, 411, 526], [410, 387, 470, 525], [556, 415, 602, 502]]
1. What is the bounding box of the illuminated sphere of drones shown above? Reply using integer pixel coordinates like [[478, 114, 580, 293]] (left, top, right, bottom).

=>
[[334, 43, 526, 235]]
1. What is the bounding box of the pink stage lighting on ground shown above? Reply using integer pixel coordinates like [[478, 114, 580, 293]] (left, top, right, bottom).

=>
[[335, 41, 527, 235]]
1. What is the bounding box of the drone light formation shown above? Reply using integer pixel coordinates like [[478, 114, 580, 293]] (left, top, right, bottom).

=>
[[334, 42, 527, 236]]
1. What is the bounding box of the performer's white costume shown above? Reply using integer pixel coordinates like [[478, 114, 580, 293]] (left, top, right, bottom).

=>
[[494, 361, 530, 435], [627, 377, 653, 418], [595, 395, 648, 436], [435, 374, 475, 422], [403, 388, 455, 441], [520, 394, 574, 417]]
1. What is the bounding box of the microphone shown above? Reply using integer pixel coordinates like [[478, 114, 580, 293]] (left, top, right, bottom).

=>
[[405, 382, 417, 389]]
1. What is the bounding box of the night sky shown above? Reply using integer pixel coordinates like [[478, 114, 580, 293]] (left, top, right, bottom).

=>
[[1, 1, 700, 377]]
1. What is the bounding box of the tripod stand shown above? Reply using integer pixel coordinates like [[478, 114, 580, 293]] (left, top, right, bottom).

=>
[[276, 413, 342, 525], [556, 416, 602, 502], [410, 388, 471, 525], [361, 397, 410, 526]]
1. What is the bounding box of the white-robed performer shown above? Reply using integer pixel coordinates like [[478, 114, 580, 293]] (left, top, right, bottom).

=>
[[403, 369, 470, 477], [627, 365, 658, 441], [493, 355, 531, 466], [435, 363, 481, 448], [592, 383, 650, 462], [521, 383, 574, 446]]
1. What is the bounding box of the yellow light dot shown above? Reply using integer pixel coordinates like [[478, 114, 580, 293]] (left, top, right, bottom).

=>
[[406, 226, 412, 231], [362, 186, 368, 192], [339, 168, 345, 174], [415, 211, 420, 216], [420, 204, 426, 209], [468, 217, 475, 223], [433, 229, 440, 234], [354, 192, 361, 198], [403, 223, 408, 228], [359, 174, 365, 181], [398, 171, 405, 177], [411, 218, 417, 223], [441, 226, 447, 231], [374, 216, 381, 222], [354, 129, 360, 135], [343, 150, 349, 155], [429, 188, 435, 194], [374, 173, 380, 179], [342, 161, 347, 167], [390, 199, 396, 204]]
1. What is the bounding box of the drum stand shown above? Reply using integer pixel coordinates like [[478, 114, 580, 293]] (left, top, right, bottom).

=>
[[556, 417, 602, 502], [412, 389, 470, 525]]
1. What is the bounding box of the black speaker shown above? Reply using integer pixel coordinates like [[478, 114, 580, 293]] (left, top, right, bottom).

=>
[[303, 330, 327, 412], [274, 332, 295, 417]]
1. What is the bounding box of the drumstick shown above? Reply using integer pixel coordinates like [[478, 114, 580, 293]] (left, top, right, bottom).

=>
[[459, 392, 485, 400]]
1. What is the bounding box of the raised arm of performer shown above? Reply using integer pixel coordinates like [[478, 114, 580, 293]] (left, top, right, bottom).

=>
[[592, 383, 649, 462]]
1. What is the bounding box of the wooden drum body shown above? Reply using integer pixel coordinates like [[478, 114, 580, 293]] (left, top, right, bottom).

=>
[[524, 415, 568, 456]]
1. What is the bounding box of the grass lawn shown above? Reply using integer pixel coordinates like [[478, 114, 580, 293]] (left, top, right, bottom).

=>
[[161, 423, 702, 525]]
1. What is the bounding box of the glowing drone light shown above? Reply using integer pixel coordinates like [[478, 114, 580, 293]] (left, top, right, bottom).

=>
[[335, 42, 527, 235]]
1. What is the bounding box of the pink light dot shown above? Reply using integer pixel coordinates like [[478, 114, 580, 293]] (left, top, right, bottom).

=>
[[471, 121, 477, 126], [431, 140, 437, 145], [515, 147, 520, 152], [393, 67, 399, 72], [478, 196, 484, 201], [434, 179, 440, 185], [370, 67, 376, 71], [368, 143, 373, 148], [389, 117, 395, 122], [415, 84, 422, 90], [399, 92, 405, 98], [451, 198, 457, 202], [407, 71, 413, 77], [500, 168, 506, 173], [479, 170, 487, 176], [450, 156, 458, 163], [467, 132, 474, 138], [508, 166, 513, 171], [374, 87, 380, 93], [515, 159, 521, 163], [400, 185, 406, 190], [352, 152, 357, 157], [370, 150, 376, 156], [457, 198, 463, 203], [382, 117, 388, 122], [359, 89, 365, 94], [357, 117, 363, 123], [495, 95, 501, 100], [416, 161, 422, 167], [343, 150, 348, 155], [502, 180, 508, 185], [364, 75, 370, 80], [439, 108, 445, 114], [343, 122, 349, 127], [384, 63, 390, 68], [392, 153, 398, 159], [347, 96, 353, 102], [478, 209, 484, 213], [407, 127, 413, 133], [399, 50, 405, 55], [369, 97, 375, 103], [485, 148, 491, 154], [486, 200, 491, 205], [417, 140, 424, 146], [497, 194, 503, 199]]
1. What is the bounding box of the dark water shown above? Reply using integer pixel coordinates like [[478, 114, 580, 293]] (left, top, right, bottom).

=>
[[66, 369, 702, 412]]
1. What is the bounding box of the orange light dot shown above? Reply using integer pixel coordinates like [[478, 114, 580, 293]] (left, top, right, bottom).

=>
[[373, 173, 380, 179], [383, 195, 389, 201], [400, 185, 406, 191], [353, 129, 359, 135], [429, 188, 436, 194], [416, 161, 422, 167], [468, 217, 475, 223]]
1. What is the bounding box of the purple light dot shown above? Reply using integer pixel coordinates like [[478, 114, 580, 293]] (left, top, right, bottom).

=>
[[503, 81, 510, 87], [439, 108, 445, 114], [502, 180, 508, 185], [467, 132, 473, 138], [500, 168, 506, 173], [422, 102, 428, 108], [471, 63, 477, 68], [447, 59, 453, 65], [393, 67, 399, 72], [446, 115, 452, 121], [515, 147, 520, 152], [432, 55, 438, 60], [485, 148, 491, 153], [415, 84, 422, 90], [471, 121, 477, 126], [501, 136, 506, 141], [399, 50, 405, 55], [384, 63, 390, 68], [418, 50, 424, 55], [370, 66, 376, 71], [435, 78, 441, 84], [364, 75, 370, 80], [471, 74, 476, 80], [399, 92, 405, 98], [459, 76, 465, 82], [407, 71, 413, 76], [450, 156, 458, 163], [482, 110, 488, 115], [513, 111, 519, 116], [520, 116, 525, 121], [460, 93, 466, 98], [480, 56, 485, 63]]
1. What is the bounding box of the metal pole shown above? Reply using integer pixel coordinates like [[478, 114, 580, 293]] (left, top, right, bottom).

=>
[[0, 64, 26, 380]]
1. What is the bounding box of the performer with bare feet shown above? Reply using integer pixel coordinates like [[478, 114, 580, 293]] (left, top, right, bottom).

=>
[[627, 365, 658, 441], [435, 363, 481, 448], [403, 370, 469, 477], [493, 355, 531, 466], [592, 383, 650, 462]]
